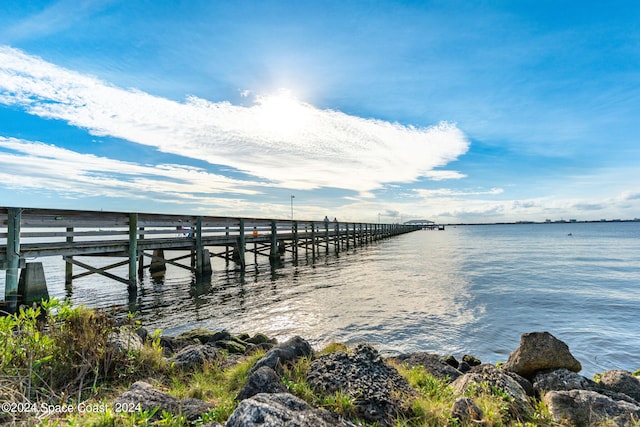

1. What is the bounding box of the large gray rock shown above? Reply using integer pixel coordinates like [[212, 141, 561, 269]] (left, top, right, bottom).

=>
[[533, 368, 596, 396], [598, 370, 640, 403], [451, 364, 533, 422], [250, 336, 313, 375], [502, 332, 582, 379], [115, 381, 212, 421], [168, 343, 221, 370], [108, 327, 144, 353], [544, 389, 640, 427], [450, 397, 483, 424], [388, 352, 462, 382], [225, 393, 357, 427], [307, 343, 415, 426], [235, 366, 289, 401], [159, 335, 198, 356]]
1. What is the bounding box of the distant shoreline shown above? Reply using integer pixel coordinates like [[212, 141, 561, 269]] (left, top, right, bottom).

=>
[[440, 218, 640, 226]]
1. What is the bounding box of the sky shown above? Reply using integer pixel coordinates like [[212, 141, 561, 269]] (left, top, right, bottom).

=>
[[1, 1, 639, 224]]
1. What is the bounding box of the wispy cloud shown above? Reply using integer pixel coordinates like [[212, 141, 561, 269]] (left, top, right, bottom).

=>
[[1, 0, 116, 42], [0, 137, 262, 202], [413, 188, 504, 198], [0, 46, 470, 194]]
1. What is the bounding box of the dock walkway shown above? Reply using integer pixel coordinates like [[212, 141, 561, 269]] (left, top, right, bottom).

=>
[[1, 207, 420, 311]]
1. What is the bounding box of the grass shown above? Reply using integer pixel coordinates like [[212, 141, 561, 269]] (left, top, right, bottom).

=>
[[0, 301, 594, 426]]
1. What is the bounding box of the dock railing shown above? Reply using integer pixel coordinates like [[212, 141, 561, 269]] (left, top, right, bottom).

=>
[[1, 207, 420, 311]]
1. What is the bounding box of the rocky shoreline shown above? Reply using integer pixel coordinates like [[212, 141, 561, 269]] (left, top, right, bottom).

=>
[[113, 328, 640, 426]]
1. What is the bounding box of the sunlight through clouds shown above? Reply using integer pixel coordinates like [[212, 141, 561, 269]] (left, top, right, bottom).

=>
[[0, 46, 469, 194]]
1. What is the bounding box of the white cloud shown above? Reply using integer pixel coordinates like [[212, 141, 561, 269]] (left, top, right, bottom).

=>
[[0, 137, 262, 202], [421, 170, 467, 181], [413, 188, 504, 198], [0, 46, 470, 193]]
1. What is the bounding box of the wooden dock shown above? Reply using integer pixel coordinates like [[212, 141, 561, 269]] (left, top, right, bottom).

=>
[[1, 207, 420, 311]]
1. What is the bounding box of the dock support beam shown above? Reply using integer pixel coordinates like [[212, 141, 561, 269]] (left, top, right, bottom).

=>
[[65, 227, 73, 287], [269, 220, 280, 266], [150, 249, 167, 277], [310, 222, 316, 262], [18, 262, 49, 306], [128, 213, 138, 290], [324, 222, 330, 255], [195, 217, 203, 273], [235, 219, 246, 270], [292, 221, 299, 263], [5, 207, 22, 312]]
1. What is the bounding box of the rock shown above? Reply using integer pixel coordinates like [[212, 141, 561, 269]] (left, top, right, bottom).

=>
[[598, 370, 640, 403], [387, 352, 462, 382], [251, 336, 313, 375], [307, 343, 415, 426], [108, 327, 143, 353], [462, 354, 482, 367], [237, 333, 251, 341], [544, 389, 640, 427], [115, 381, 212, 421], [457, 361, 472, 373], [502, 332, 582, 379], [246, 333, 277, 345], [216, 339, 247, 354], [180, 398, 216, 421], [176, 328, 230, 344], [442, 354, 459, 369], [135, 326, 149, 342], [159, 336, 198, 356], [451, 397, 483, 423], [533, 368, 596, 396], [451, 364, 533, 422], [169, 343, 221, 370], [236, 366, 289, 401], [226, 392, 357, 427], [505, 371, 535, 397]]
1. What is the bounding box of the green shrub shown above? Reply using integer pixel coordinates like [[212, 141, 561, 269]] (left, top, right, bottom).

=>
[[0, 298, 166, 406]]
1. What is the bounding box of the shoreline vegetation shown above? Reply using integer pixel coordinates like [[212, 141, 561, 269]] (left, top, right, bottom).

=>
[[1, 300, 639, 426]]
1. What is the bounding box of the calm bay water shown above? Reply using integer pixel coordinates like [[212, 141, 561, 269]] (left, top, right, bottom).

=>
[[3, 221, 639, 377]]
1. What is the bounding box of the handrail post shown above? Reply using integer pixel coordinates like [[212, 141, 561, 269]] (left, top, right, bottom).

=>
[[137, 226, 145, 277], [5, 208, 22, 312], [65, 226, 73, 287], [352, 222, 357, 247], [324, 221, 329, 254], [128, 213, 138, 291], [270, 219, 279, 265], [345, 222, 350, 250], [237, 219, 246, 270], [292, 221, 298, 263], [311, 222, 316, 262], [196, 216, 203, 273]]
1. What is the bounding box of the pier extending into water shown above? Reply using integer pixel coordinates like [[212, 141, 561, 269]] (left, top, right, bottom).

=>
[[1, 207, 420, 312]]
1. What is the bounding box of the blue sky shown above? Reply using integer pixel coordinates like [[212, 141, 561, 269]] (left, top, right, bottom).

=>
[[1, 0, 639, 223]]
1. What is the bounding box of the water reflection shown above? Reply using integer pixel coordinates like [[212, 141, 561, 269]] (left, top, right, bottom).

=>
[[5, 223, 637, 377]]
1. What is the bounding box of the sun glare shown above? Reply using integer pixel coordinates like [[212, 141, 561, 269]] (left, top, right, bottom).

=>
[[255, 91, 310, 137]]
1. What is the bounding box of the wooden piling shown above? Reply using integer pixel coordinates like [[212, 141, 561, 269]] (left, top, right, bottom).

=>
[[237, 219, 246, 270], [128, 213, 138, 290], [195, 216, 203, 274], [269, 220, 279, 266], [150, 249, 167, 277], [65, 226, 73, 286], [18, 262, 49, 305], [5, 208, 21, 312]]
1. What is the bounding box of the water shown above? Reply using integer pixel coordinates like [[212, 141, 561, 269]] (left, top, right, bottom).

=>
[[3, 222, 639, 377]]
